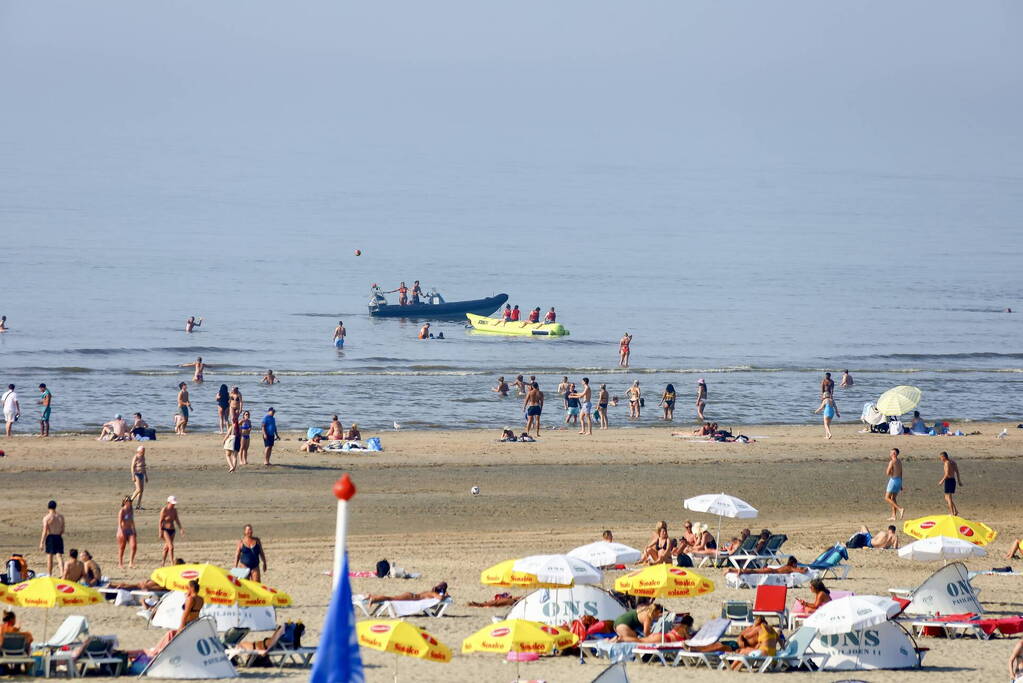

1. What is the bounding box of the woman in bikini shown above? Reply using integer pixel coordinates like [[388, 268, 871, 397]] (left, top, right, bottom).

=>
[[367, 582, 448, 604], [238, 411, 252, 465], [130, 446, 148, 510], [660, 383, 676, 421], [696, 379, 708, 421], [228, 387, 243, 421], [234, 524, 267, 582], [148, 580, 203, 656], [627, 381, 641, 419], [640, 522, 675, 564], [619, 333, 632, 367], [117, 496, 138, 568]]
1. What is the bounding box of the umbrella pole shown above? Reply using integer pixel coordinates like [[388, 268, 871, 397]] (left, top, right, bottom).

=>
[[716, 515, 723, 566], [393, 654, 398, 683]]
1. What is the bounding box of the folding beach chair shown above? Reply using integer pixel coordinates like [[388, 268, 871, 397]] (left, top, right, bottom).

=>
[[752, 585, 788, 626], [721, 600, 753, 632], [722, 626, 824, 673], [0, 633, 35, 674], [760, 534, 790, 564], [800, 543, 851, 579], [643, 618, 732, 668], [41, 615, 89, 648]]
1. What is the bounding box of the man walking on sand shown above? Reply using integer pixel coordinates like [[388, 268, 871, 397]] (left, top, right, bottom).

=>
[[3, 384, 20, 437], [262, 407, 279, 466], [39, 500, 65, 576], [938, 451, 962, 516], [884, 448, 905, 520], [159, 496, 184, 565], [572, 377, 593, 435], [176, 382, 191, 434]]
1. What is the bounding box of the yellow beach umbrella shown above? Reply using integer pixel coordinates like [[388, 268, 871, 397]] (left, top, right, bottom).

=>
[[877, 386, 922, 416], [903, 514, 997, 546], [150, 564, 274, 606], [3, 577, 102, 641], [238, 579, 292, 607], [613, 565, 715, 598], [480, 560, 552, 589], [357, 620, 450, 682], [463, 619, 577, 678]]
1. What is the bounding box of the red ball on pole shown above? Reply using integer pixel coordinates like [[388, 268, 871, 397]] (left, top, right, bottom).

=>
[[334, 473, 356, 501]]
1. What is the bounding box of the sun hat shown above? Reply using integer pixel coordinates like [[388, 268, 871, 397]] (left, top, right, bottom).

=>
[[167, 495, 178, 505]]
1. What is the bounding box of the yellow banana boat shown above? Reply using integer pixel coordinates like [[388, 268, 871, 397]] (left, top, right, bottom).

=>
[[466, 313, 570, 337]]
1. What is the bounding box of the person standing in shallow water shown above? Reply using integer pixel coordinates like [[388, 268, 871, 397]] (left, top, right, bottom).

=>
[[619, 333, 632, 367], [696, 379, 707, 422]]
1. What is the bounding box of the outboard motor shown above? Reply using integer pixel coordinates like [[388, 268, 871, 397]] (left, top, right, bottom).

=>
[[426, 289, 445, 305]]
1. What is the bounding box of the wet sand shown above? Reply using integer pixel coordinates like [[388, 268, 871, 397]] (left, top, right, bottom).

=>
[[0, 421, 1020, 681]]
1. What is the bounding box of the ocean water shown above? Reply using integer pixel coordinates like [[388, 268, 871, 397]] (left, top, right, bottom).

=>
[[2, 145, 1021, 432]]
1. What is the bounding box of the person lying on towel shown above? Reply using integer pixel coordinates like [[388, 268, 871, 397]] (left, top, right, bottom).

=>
[[367, 582, 448, 605]]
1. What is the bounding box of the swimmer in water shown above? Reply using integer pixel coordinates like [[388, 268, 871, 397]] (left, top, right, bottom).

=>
[[418, 322, 430, 339], [261, 369, 278, 384], [332, 320, 346, 348], [179, 357, 207, 383], [185, 316, 202, 333], [0, 315, 7, 332]]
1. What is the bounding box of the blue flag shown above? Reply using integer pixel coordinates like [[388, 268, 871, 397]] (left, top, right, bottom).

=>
[[311, 552, 364, 683]]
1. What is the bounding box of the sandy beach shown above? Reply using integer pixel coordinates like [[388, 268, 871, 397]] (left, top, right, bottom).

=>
[[0, 421, 1020, 681]]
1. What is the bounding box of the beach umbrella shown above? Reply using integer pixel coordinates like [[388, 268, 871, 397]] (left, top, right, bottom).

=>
[[567, 541, 642, 567], [804, 595, 901, 635], [480, 559, 547, 588], [903, 515, 997, 546], [876, 386, 922, 416], [898, 535, 988, 564], [357, 620, 450, 682], [2, 577, 102, 641], [237, 579, 293, 607], [462, 619, 577, 678], [684, 492, 758, 559], [150, 563, 281, 606], [512, 555, 601, 587], [613, 565, 715, 599]]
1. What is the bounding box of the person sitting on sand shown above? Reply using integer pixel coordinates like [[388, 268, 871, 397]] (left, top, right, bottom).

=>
[[688, 422, 716, 437], [81, 551, 102, 587], [725, 555, 807, 576], [641, 524, 676, 565], [1005, 539, 1023, 560], [129, 412, 149, 437], [345, 424, 361, 441], [468, 592, 519, 608], [62, 549, 85, 582], [499, 427, 517, 442], [301, 434, 325, 452], [326, 415, 344, 440], [98, 414, 129, 441], [795, 579, 831, 615], [729, 616, 777, 670], [367, 582, 448, 604], [909, 410, 928, 434], [851, 524, 900, 549], [517, 432, 535, 442], [675, 520, 698, 553], [612, 602, 662, 640]]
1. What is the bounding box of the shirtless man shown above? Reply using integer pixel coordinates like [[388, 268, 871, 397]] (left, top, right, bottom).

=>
[[159, 496, 184, 565], [492, 377, 509, 397], [39, 500, 66, 576], [80, 551, 102, 587], [326, 415, 344, 440], [261, 369, 279, 384], [184, 316, 202, 333], [332, 320, 346, 348], [619, 333, 632, 368], [131, 446, 148, 510], [176, 383, 191, 434], [523, 382, 544, 438], [820, 372, 835, 398], [556, 377, 570, 408], [418, 322, 430, 339], [840, 369, 853, 388], [179, 356, 207, 383], [62, 549, 85, 582], [859, 524, 899, 549], [572, 377, 593, 435], [627, 381, 642, 419], [884, 448, 905, 520], [511, 375, 527, 396], [98, 414, 129, 441], [411, 280, 423, 305], [938, 451, 962, 515]]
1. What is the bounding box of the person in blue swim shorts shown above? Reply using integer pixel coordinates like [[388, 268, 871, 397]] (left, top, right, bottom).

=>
[[332, 320, 346, 348], [884, 447, 905, 520]]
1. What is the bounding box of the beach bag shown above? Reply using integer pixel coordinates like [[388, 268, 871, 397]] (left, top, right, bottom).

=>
[[366, 437, 382, 451], [675, 553, 693, 568], [888, 419, 903, 435], [375, 559, 391, 578]]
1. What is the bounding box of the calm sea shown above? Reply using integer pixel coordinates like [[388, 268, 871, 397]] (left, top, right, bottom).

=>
[[2, 145, 1021, 432]]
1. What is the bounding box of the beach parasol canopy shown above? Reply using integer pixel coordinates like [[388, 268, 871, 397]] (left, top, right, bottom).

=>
[[876, 386, 922, 416], [898, 535, 988, 563], [567, 542, 642, 567], [2, 577, 102, 608], [903, 515, 997, 546], [480, 559, 546, 588], [683, 493, 758, 519], [358, 620, 450, 682], [512, 555, 601, 587], [151, 563, 283, 606], [462, 619, 577, 654], [613, 565, 715, 599], [804, 595, 901, 635], [237, 579, 292, 607]]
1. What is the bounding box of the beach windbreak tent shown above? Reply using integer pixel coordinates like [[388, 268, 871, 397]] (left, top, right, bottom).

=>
[[903, 562, 982, 615], [143, 617, 237, 679], [591, 661, 630, 683], [506, 585, 626, 625], [150, 590, 277, 632], [810, 621, 922, 670]]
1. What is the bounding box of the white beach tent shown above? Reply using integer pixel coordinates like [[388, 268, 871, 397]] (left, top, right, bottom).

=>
[[898, 562, 982, 616], [149, 590, 277, 632], [142, 617, 237, 679], [506, 585, 626, 625], [809, 621, 923, 671]]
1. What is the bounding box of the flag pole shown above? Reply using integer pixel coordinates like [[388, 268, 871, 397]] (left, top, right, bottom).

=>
[[332, 474, 356, 590]]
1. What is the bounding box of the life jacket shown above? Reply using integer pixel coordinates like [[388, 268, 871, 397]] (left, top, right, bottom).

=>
[[528, 310, 540, 322], [511, 308, 520, 321]]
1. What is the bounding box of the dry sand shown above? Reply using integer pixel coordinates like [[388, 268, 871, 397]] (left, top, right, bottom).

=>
[[1, 421, 1021, 681]]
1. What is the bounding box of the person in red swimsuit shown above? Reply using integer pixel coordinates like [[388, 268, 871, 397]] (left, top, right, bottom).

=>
[[528, 307, 540, 323]]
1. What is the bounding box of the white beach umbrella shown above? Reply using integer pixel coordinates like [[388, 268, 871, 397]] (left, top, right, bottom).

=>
[[512, 554, 602, 586], [898, 535, 987, 564], [804, 595, 901, 636], [683, 493, 758, 559], [567, 542, 642, 568]]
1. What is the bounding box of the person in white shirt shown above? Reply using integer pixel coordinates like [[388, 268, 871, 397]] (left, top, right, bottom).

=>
[[2, 384, 20, 437]]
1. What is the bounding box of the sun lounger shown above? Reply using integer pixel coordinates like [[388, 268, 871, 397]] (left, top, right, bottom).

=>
[[721, 626, 824, 673], [0, 633, 36, 674], [579, 639, 637, 663], [41, 615, 89, 648], [49, 636, 124, 677], [721, 601, 753, 633], [799, 544, 851, 580], [911, 614, 1023, 640], [727, 534, 788, 570], [228, 625, 313, 669], [635, 618, 731, 667], [725, 570, 816, 589], [373, 595, 452, 618]]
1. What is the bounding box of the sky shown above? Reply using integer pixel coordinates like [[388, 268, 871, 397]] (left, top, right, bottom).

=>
[[1, 0, 1021, 175]]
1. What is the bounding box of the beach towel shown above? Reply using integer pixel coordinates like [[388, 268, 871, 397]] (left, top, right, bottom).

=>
[[306, 427, 324, 440], [366, 437, 382, 451]]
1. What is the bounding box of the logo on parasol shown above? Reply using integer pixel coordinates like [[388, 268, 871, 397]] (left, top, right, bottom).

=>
[[490, 627, 510, 637], [370, 624, 391, 634], [56, 583, 75, 594], [181, 570, 200, 579], [920, 521, 935, 530], [959, 526, 974, 537]]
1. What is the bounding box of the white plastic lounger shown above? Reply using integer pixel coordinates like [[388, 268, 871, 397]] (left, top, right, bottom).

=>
[[635, 618, 731, 667], [910, 619, 992, 640], [726, 571, 816, 589], [374, 596, 452, 618]]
